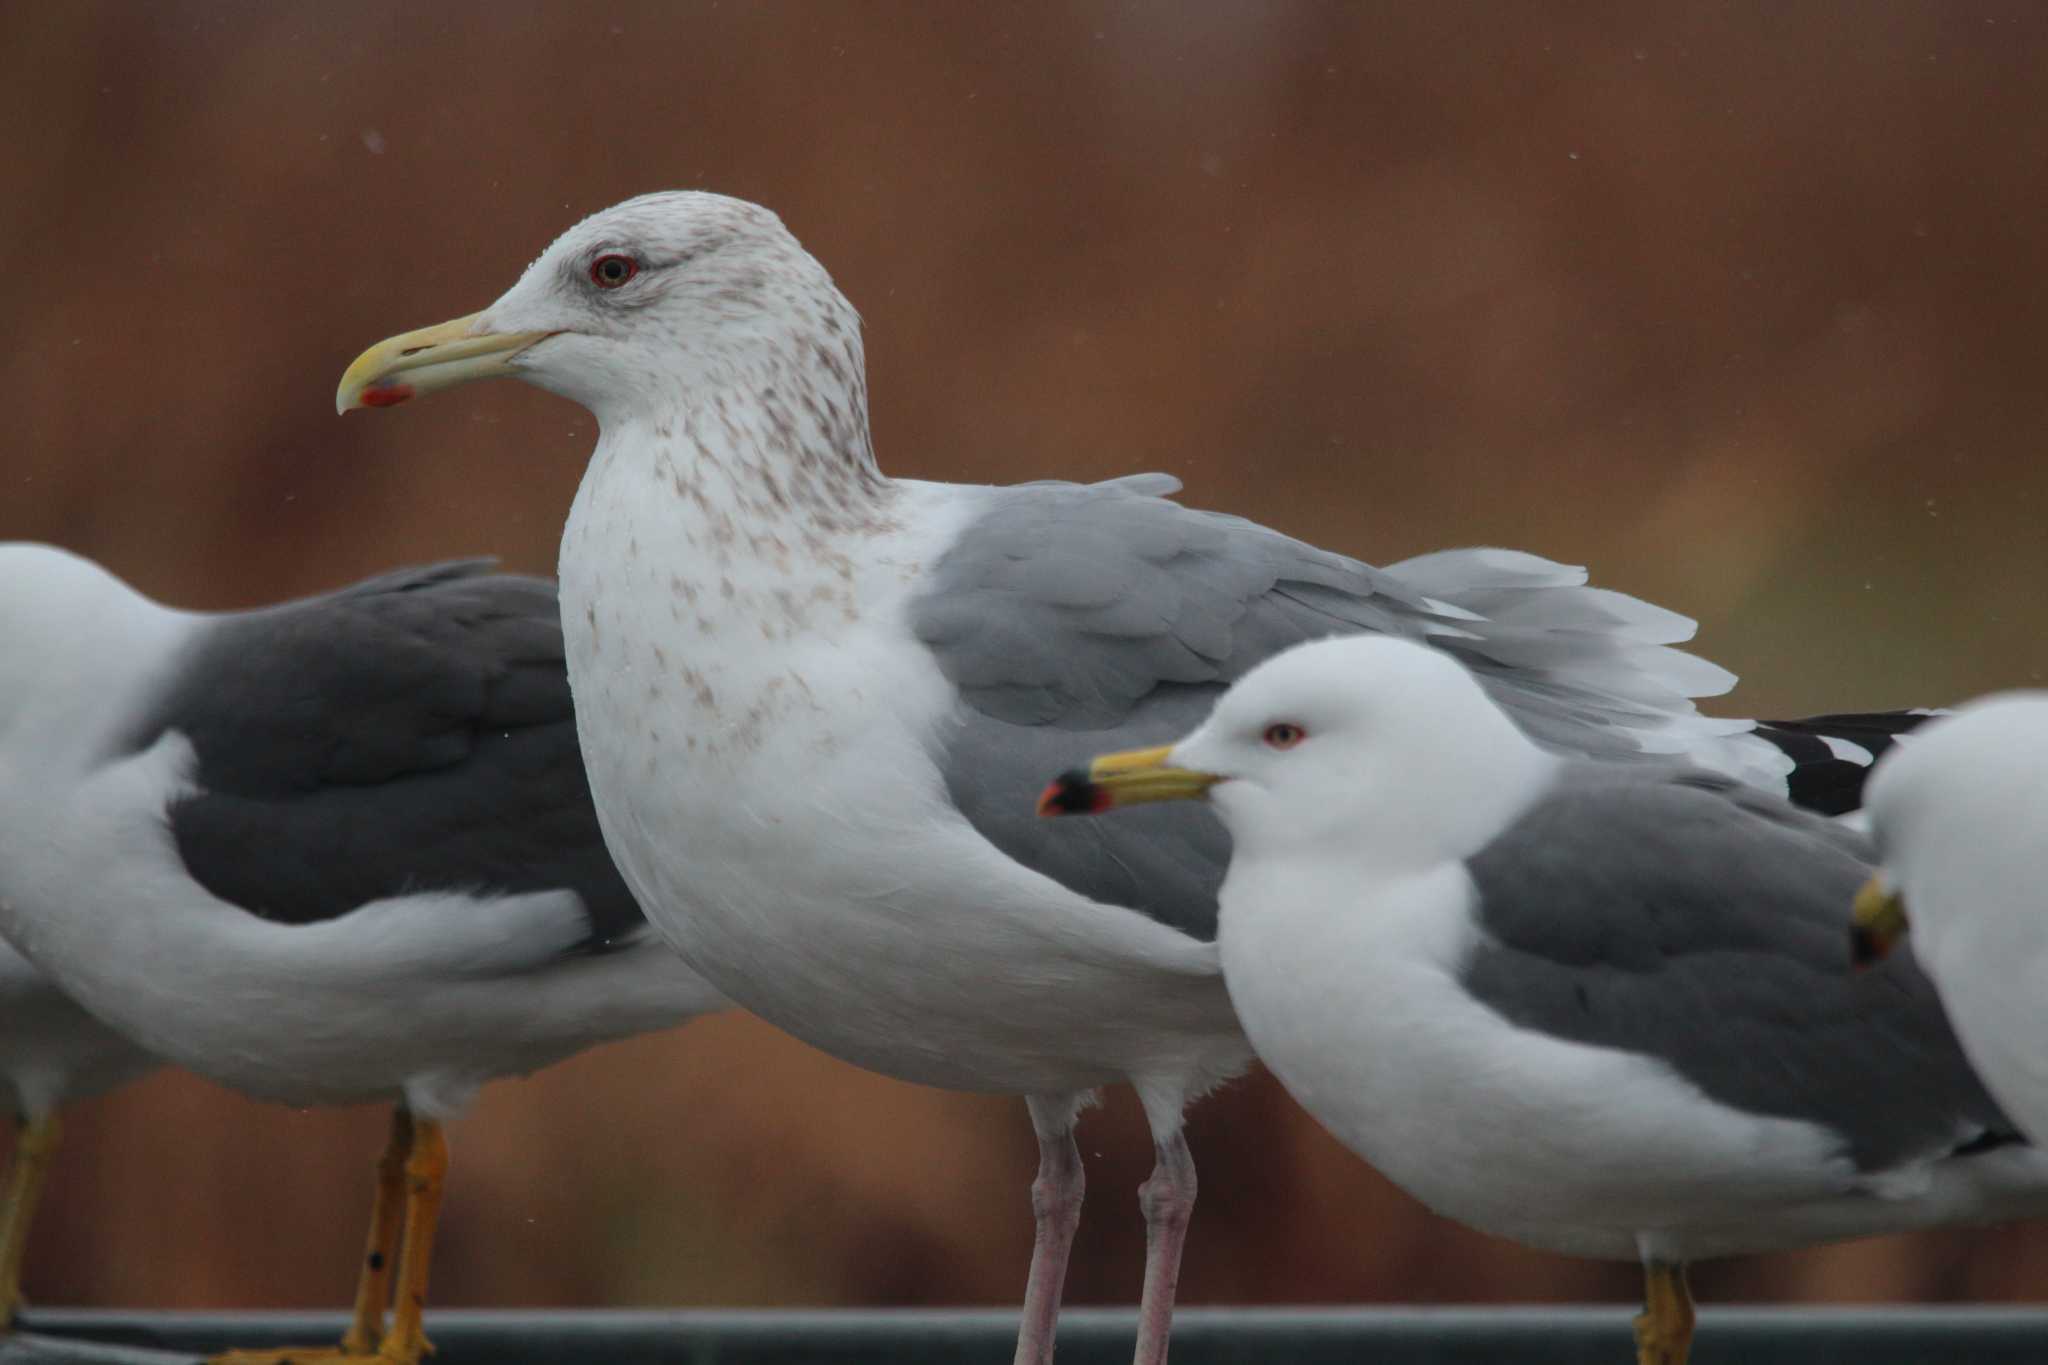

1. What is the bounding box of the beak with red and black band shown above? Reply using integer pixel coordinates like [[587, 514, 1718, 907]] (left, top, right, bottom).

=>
[[1850, 876, 1911, 969], [1036, 745, 1221, 818]]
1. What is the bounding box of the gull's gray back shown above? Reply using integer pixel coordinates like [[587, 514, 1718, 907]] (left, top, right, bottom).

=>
[[912, 476, 1740, 942], [129, 562, 645, 947], [1462, 764, 2011, 1172]]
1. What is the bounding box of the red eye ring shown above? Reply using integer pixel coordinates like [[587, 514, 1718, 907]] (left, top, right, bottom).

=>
[[590, 253, 639, 289], [1263, 723, 1306, 750]]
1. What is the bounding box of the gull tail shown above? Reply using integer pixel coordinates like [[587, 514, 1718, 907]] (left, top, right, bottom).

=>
[[1752, 708, 1946, 816]]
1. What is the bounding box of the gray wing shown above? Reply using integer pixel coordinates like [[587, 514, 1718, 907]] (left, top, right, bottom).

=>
[[912, 475, 1738, 942], [128, 562, 643, 947], [1462, 765, 2011, 1172]]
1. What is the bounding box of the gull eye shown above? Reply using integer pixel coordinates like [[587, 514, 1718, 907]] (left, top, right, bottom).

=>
[[1262, 723, 1306, 750], [590, 254, 639, 289]]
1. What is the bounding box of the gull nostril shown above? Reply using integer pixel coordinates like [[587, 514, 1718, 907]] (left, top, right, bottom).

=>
[[399, 345, 433, 357]]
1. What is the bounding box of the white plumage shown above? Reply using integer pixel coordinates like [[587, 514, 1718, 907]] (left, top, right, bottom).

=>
[[1865, 693, 2048, 1150]]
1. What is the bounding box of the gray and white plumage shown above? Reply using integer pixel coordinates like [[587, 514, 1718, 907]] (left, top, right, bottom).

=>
[[335, 190, 1943, 1361], [1132, 635, 2048, 1269], [1461, 768, 1998, 1182], [917, 475, 1795, 942], [148, 560, 643, 943], [0, 546, 726, 1120], [912, 473, 1928, 937], [1864, 694, 2048, 1151]]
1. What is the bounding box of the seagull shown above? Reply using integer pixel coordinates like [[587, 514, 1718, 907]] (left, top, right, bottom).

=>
[[337, 190, 1938, 1363], [1042, 634, 2048, 1365], [1853, 694, 2048, 1152], [0, 547, 729, 1365], [0, 940, 160, 1327]]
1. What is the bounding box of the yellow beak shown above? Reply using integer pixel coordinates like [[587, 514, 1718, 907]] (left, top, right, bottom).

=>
[[1850, 876, 1911, 968], [335, 313, 554, 414], [1037, 745, 1220, 817]]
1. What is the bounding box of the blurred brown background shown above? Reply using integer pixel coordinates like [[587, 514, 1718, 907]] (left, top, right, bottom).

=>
[[3, 0, 2047, 1319]]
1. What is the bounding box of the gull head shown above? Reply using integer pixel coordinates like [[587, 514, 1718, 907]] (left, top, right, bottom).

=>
[[338, 192, 861, 424], [1857, 693, 2048, 967], [1042, 636, 1557, 868]]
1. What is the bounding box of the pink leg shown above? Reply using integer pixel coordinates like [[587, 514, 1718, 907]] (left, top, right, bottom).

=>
[[1013, 1093, 1087, 1365], [1131, 1130, 1196, 1365]]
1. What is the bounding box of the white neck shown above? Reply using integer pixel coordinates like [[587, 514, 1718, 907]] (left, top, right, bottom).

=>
[[551, 315, 965, 809], [556, 293, 897, 610], [558, 388, 902, 690]]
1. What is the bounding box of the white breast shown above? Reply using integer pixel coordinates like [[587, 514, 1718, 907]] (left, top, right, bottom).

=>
[[560, 465, 1248, 1097]]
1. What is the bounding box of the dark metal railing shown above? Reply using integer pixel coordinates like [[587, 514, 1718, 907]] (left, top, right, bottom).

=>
[[7, 1305, 2046, 1364]]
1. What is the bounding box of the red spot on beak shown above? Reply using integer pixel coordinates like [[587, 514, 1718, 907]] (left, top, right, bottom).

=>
[[360, 383, 415, 408]]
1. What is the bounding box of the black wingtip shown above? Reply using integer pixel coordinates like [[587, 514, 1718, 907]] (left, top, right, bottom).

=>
[[1759, 709, 1941, 816], [1038, 770, 1110, 817]]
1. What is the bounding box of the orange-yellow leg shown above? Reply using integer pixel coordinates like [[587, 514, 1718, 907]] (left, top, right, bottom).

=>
[[208, 1108, 419, 1365], [377, 1116, 447, 1364], [0, 1113, 63, 1329], [1632, 1259, 1696, 1365], [341, 1109, 414, 1354]]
